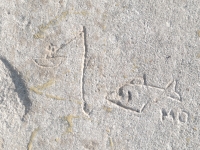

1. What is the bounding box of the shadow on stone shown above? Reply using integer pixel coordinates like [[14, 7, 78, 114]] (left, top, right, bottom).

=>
[[0, 57, 31, 120]]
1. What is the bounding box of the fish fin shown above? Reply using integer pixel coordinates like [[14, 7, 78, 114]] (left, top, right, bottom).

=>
[[165, 80, 181, 101]]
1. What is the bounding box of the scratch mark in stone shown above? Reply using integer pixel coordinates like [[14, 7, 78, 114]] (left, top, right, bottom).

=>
[[27, 128, 39, 150], [140, 102, 149, 113], [35, 78, 55, 91], [165, 79, 174, 89], [29, 78, 55, 95], [109, 137, 114, 150], [33, 10, 69, 39], [81, 26, 90, 116], [103, 106, 112, 112], [45, 93, 65, 100], [34, 10, 88, 39], [63, 115, 78, 133], [0, 57, 32, 121], [29, 87, 43, 95], [196, 52, 200, 58], [197, 30, 200, 37]]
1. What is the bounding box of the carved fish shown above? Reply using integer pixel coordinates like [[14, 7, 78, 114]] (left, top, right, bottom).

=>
[[106, 77, 181, 113]]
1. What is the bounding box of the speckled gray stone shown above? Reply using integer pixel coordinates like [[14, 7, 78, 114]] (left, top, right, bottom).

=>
[[0, 0, 200, 149]]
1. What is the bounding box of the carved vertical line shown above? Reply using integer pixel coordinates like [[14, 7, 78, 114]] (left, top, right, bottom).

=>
[[81, 26, 89, 115]]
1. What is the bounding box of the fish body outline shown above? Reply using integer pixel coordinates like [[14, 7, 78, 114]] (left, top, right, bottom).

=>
[[106, 77, 181, 113]]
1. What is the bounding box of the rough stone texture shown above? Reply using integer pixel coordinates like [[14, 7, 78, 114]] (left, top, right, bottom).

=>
[[0, 0, 200, 149]]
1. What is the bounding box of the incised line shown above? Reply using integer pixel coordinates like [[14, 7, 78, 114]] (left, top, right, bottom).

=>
[[27, 127, 40, 150], [107, 99, 140, 113], [81, 26, 90, 115]]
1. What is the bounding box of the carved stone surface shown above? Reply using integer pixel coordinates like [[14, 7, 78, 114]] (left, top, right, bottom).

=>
[[0, 1, 200, 149]]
